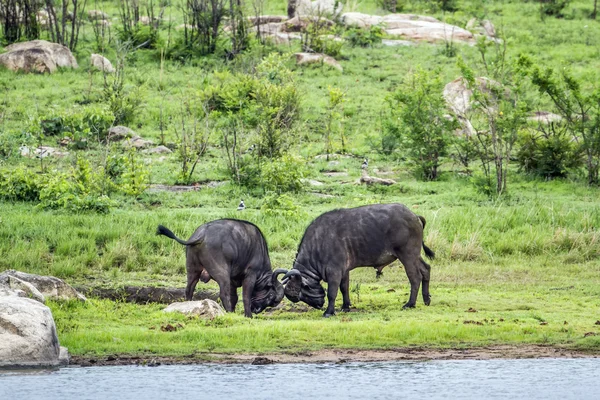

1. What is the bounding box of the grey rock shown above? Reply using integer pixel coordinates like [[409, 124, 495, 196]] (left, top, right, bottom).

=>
[[0, 40, 78, 73], [107, 126, 136, 141], [90, 54, 115, 73], [163, 300, 225, 319], [0, 270, 87, 302], [144, 145, 172, 154]]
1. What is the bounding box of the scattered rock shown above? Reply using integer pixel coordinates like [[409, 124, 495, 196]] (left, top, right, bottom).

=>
[[466, 307, 477, 313], [302, 179, 324, 186], [265, 32, 302, 45], [540, 321, 548, 326], [160, 323, 183, 332], [466, 18, 496, 39], [107, 126, 136, 141], [251, 356, 274, 365], [0, 40, 78, 73], [147, 184, 199, 193], [87, 10, 109, 20], [0, 270, 87, 302], [139, 16, 154, 25], [528, 111, 563, 124], [584, 332, 597, 337], [322, 171, 348, 177], [359, 171, 396, 186], [463, 320, 484, 325], [382, 39, 414, 47], [340, 12, 383, 28], [96, 19, 111, 27], [295, 52, 342, 72], [144, 145, 173, 154], [20, 146, 69, 158], [284, 15, 334, 32], [90, 53, 115, 73], [163, 300, 225, 319], [247, 15, 288, 24], [595, 320, 600, 325], [311, 192, 335, 198], [123, 135, 154, 149], [58, 136, 72, 147], [0, 295, 65, 368]]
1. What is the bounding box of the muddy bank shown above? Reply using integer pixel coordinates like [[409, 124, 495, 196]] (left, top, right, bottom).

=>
[[72, 345, 599, 367], [76, 286, 218, 304]]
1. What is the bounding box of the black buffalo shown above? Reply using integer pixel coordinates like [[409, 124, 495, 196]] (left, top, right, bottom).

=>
[[282, 203, 435, 317], [157, 219, 286, 317]]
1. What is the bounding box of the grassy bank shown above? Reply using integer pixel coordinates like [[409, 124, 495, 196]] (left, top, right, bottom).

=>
[[1, 0, 600, 357]]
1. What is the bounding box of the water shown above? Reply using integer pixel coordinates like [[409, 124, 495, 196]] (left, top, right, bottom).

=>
[[1, 358, 599, 400]]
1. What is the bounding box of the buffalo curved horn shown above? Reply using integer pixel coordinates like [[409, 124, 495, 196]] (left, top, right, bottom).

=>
[[281, 269, 302, 285], [272, 268, 288, 282]]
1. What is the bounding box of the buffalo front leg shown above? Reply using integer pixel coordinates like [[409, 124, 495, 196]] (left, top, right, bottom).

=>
[[324, 279, 341, 317], [340, 272, 351, 312], [241, 275, 257, 318]]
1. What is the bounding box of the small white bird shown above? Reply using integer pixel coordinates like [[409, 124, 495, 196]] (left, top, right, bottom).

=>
[[237, 199, 245, 211], [361, 158, 369, 170]]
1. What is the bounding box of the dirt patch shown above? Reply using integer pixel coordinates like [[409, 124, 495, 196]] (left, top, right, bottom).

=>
[[71, 345, 599, 367]]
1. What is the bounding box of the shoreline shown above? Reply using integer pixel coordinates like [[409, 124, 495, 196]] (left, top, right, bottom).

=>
[[71, 345, 600, 367]]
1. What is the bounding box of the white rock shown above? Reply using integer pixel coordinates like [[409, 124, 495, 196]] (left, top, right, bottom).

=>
[[0, 296, 63, 368], [0, 270, 86, 302], [163, 300, 225, 319], [144, 145, 172, 154], [90, 54, 115, 73], [295, 52, 342, 72]]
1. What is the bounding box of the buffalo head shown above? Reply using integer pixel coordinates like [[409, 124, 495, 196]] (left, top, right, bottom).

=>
[[250, 269, 287, 314], [282, 270, 325, 309]]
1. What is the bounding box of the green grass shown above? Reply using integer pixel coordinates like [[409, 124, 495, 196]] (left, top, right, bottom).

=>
[[2, 0, 600, 357]]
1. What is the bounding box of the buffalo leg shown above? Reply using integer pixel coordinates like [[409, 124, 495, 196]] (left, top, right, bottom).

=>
[[185, 273, 200, 301], [242, 275, 256, 318], [397, 251, 423, 309], [340, 272, 351, 312], [324, 279, 340, 317], [230, 282, 239, 312], [420, 258, 431, 306]]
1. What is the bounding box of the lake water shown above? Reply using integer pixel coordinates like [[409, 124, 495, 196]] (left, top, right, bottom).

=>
[[1, 358, 599, 400]]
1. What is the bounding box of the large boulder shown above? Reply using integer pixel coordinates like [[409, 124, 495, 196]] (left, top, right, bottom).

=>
[[90, 54, 115, 73], [163, 300, 224, 319], [341, 13, 476, 44], [0, 295, 68, 368], [0, 270, 87, 302], [0, 274, 45, 303], [0, 40, 78, 73], [87, 10, 109, 20], [107, 126, 136, 141], [295, 52, 343, 72], [297, 0, 343, 17], [123, 135, 155, 149]]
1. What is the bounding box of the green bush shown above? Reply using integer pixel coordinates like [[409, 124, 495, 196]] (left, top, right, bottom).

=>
[[539, 0, 571, 17], [517, 129, 581, 179], [260, 193, 303, 218], [345, 25, 384, 48], [0, 168, 44, 202], [240, 154, 305, 193], [35, 106, 114, 147]]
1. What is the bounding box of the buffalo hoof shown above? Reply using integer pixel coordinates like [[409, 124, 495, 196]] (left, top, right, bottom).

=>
[[342, 307, 351, 313], [323, 312, 335, 318], [424, 295, 431, 306], [402, 303, 416, 309]]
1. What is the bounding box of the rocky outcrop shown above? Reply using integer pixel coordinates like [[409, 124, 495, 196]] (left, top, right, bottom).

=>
[[87, 10, 109, 20], [359, 171, 396, 186], [0, 270, 87, 302], [144, 145, 173, 154], [466, 18, 496, 38], [0, 274, 45, 303], [528, 111, 563, 124], [163, 300, 224, 319], [295, 52, 342, 72], [90, 54, 115, 73], [107, 126, 136, 141], [0, 293, 68, 368], [123, 135, 155, 149], [296, 0, 343, 17], [20, 146, 69, 158], [247, 15, 288, 24], [0, 40, 78, 73], [341, 13, 478, 44], [443, 76, 501, 136]]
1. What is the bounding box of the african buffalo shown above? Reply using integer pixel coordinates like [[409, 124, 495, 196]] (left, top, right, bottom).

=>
[[282, 203, 435, 317], [157, 219, 286, 317]]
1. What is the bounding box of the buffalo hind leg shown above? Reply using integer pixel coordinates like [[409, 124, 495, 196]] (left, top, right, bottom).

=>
[[230, 282, 239, 312], [340, 271, 351, 312], [420, 258, 431, 306], [396, 251, 423, 309]]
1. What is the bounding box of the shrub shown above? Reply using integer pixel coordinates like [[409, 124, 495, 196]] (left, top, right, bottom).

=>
[[517, 128, 581, 179], [539, 0, 571, 17], [0, 168, 44, 202], [345, 25, 384, 48], [260, 193, 303, 218], [35, 106, 114, 147], [240, 154, 305, 193]]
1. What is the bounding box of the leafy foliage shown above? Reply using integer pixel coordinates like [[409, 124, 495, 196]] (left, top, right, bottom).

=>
[[345, 25, 384, 48]]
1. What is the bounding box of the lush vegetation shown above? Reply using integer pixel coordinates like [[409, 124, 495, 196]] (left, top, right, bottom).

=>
[[1, 0, 600, 358]]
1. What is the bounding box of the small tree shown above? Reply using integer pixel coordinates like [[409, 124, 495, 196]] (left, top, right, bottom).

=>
[[323, 86, 345, 160], [455, 38, 530, 196], [388, 68, 455, 180], [521, 57, 600, 185]]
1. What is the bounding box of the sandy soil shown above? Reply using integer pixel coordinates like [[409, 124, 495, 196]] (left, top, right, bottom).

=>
[[71, 345, 599, 367]]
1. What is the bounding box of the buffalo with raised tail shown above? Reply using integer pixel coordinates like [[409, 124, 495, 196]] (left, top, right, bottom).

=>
[[157, 219, 286, 317], [282, 203, 435, 317]]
